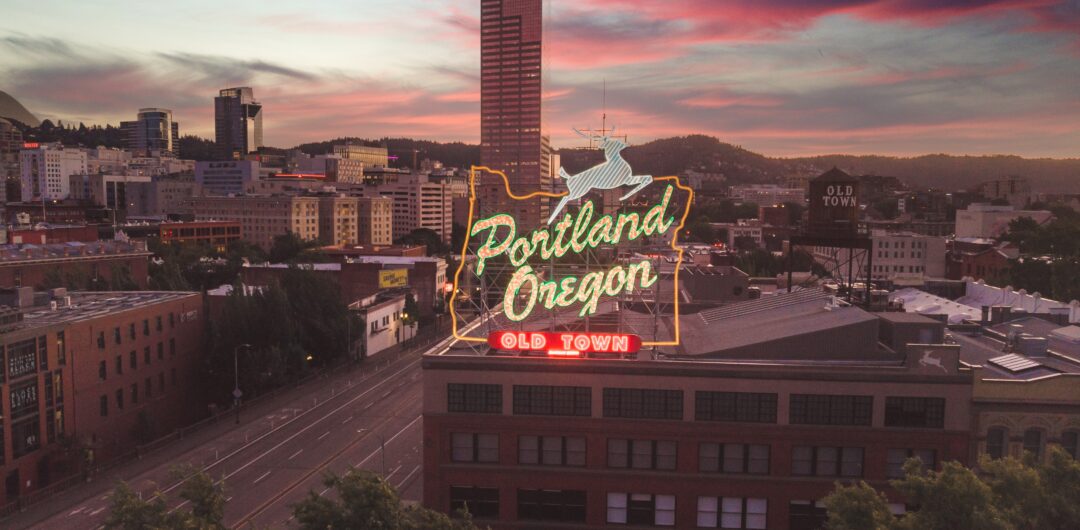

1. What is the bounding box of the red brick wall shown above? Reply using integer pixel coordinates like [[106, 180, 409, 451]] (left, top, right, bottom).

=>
[[0, 255, 150, 290]]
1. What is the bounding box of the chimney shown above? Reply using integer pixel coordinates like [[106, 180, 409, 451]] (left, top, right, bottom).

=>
[[1017, 334, 1049, 357]]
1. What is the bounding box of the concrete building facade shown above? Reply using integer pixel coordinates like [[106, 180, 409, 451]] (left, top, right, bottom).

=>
[[186, 195, 319, 250], [357, 196, 393, 246], [19, 144, 87, 201], [317, 196, 359, 246]]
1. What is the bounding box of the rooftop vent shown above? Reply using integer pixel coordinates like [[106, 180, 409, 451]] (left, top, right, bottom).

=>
[[987, 353, 1043, 373]]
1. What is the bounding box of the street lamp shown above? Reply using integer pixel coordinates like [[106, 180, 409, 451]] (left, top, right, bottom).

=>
[[234, 343, 252, 424], [358, 428, 386, 476]]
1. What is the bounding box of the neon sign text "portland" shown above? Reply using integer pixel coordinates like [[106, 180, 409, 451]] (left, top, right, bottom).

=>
[[470, 185, 676, 321]]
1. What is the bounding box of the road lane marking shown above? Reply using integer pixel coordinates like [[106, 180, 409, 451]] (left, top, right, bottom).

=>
[[395, 465, 421, 491], [318, 431, 331, 441], [355, 415, 422, 468], [288, 449, 303, 460], [89, 507, 105, 516], [253, 471, 272, 485], [341, 415, 353, 424], [169, 359, 422, 513]]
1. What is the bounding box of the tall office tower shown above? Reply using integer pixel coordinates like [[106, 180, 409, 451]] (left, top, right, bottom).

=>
[[19, 143, 87, 201], [479, 0, 548, 227], [214, 87, 263, 160], [120, 108, 180, 156]]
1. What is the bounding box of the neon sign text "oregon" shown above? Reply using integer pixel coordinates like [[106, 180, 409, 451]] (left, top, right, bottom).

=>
[[471, 185, 676, 321]]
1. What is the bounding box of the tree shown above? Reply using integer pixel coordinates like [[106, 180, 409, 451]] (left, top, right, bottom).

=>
[[292, 469, 477, 530], [396, 228, 447, 256], [269, 232, 323, 263], [824, 447, 1080, 530], [823, 482, 894, 530], [104, 466, 227, 530]]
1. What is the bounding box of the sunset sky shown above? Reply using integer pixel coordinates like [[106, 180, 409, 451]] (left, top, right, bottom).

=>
[[2, 0, 1078, 157]]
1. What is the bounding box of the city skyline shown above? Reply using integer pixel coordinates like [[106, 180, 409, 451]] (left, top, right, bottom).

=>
[[1, 0, 1079, 157]]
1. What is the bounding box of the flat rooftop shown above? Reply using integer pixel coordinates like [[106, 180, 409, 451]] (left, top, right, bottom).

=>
[[0, 241, 151, 263], [6, 291, 198, 332]]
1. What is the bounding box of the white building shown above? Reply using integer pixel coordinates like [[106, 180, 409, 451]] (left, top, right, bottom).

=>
[[364, 173, 453, 243], [352, 292, 416, 359], [811, 231, 946, 282], [955, 203, 1053, 239], [710, 219, 764, 249], [19, 143, 87, 200], [195, 160, 259, 195], [728, 184, 805, 206]]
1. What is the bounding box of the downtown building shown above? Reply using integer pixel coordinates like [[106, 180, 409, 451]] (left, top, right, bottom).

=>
[[479, 0, 552, 228], [119, 108, 180, 156], [364, 174, 454, 243], [214, 87, 263, 160], [185, 195, 319, 251], [0, 288, 206, 505], [19, 143, 87, 201], [423, 289, 974, 529]]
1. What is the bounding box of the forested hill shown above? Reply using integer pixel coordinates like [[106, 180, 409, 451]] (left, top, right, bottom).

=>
[[783, 154, 1080, 192]]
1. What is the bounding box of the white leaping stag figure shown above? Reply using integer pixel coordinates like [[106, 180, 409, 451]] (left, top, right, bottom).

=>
[[547, 127, 652, 224]]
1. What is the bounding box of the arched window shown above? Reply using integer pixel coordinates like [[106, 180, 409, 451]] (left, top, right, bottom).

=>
[[1061, 431, 1078, 459], [1023, 429, 1044, 459], [986, 427, 1007, 459]]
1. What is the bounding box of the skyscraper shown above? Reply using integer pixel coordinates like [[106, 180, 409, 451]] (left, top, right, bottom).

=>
[[479, 0, 548, 227], [120, 108, 180, 156], [214, 87, 263, 160]]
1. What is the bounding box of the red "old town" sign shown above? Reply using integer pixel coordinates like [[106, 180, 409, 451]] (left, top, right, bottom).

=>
[[488, 331, 642, 356]]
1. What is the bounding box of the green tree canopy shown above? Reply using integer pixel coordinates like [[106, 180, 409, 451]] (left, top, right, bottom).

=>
[[292, 469, 477, 530]]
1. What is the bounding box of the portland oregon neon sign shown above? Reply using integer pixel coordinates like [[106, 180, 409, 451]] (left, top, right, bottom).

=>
[[450, 128, 693, 349]]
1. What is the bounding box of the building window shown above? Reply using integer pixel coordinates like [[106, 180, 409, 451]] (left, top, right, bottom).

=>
[[10, 380, 39, 419], [114, 327, 122, 344], [513, 385, 591, 416], [885, 397, 945, 428], [130, 350, 137, 370], [608, 439, 677, 470], [986, 427, 1007, 459], [789, 500, 828, 530], [100, 395, 108, 417], [144, 347, 151, 366], [116, 355, 123, 375], [518, 435, 586, 466], [129, 323, 136, 340], [519, 489, 586, 522], [131, 383, 139, 404], [7, 338, 38, 380], [603, 388, 683, 420], [1023, 429, 1044, 459], [447, 383, 502, 414], [157, 342, 164, 360], [700, 443, 769, 474], [449, 486, 499, 519], [57, 331, 66, 365], [450, 433, 499, 463], [607, 492, 675, 526], [698, 497, 768, 529], [98, 331, 106, 349], [116, 389, 124, 410], [792, 446, 864, 477], [886, 449, 936, 478], [156, 316, 163, 332], [159, 372, 165, 393], [169, 338, 176, 357], [1062, 431, 1080, 459], [695, 392, 777, 423], [789, 394, 872, 426], [143, 319, 150, 336], [145, 377, 153, 399]]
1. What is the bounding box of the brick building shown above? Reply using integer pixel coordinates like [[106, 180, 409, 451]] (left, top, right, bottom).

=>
[[0, 288, 206, 504], [241, 255, 447, 317], [185, 195, 319, 250], [0, 241, 151, 290], [423, 290, 974, 529], [159, 221, 242, 251]]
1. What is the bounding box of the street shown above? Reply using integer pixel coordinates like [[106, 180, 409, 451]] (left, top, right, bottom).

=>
[[9, 341, 433, 530]]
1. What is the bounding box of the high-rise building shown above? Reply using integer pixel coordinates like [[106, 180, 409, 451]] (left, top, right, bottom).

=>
[[120, 108, 180, 156], [195, 160, 259, 196], [317, 195, 360, 246], [479, 0, 548, 227], [19, 143, 87, 201], [214, 87, 263, 159], [357, 196, 393, 246], [365, 174, 454, 243]]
